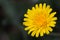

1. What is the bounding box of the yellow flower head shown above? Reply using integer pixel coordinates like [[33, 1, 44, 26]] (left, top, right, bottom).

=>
[[23, 3, 57, 37]]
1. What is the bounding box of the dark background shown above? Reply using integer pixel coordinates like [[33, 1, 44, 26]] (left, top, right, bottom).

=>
[[0, 0, 60, 40]]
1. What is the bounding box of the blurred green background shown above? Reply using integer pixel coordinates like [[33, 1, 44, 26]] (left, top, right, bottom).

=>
[[0, 0, 60, 40]]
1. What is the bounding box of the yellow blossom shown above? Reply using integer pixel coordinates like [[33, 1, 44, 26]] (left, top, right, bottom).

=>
[[23, 3, 57, 37]]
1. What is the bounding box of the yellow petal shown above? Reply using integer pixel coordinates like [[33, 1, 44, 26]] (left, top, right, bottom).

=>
[[24, 14, 28, 17], [49, 12, 56, 18], [36, 29, 40, 37], [24, 26, 33, 31], [35, 4, 38, 9], [40, 31, 44, 36], [27, 9, 31, 14], [32, 7, 35, 10], [47, 27, 53, 32], [43, 3, 46, 9], [23, 22, 32, 26], [51, 21, 56, 24], [39, 3, 42, 9], [48, 8, 52, 13], [45, 28, 50, 34], [50, 24, 55, 27], [28, 27, 36, 34], [51, 17, 57, 21], [46, 5, 50, 10], [31, 30, 36, 37], [47, 21, 56, 27], [46, 5, 51, 16], [24, 18, 28, 21]]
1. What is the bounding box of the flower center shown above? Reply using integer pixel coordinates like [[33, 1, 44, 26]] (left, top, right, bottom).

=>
[[33, 14, 47, 27]]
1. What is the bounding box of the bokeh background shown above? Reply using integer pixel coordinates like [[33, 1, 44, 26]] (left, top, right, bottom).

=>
[[0, 0, 60, 40]]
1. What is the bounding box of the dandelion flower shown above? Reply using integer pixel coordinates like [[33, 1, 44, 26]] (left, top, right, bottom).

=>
[[23, 3, 57, 37]]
